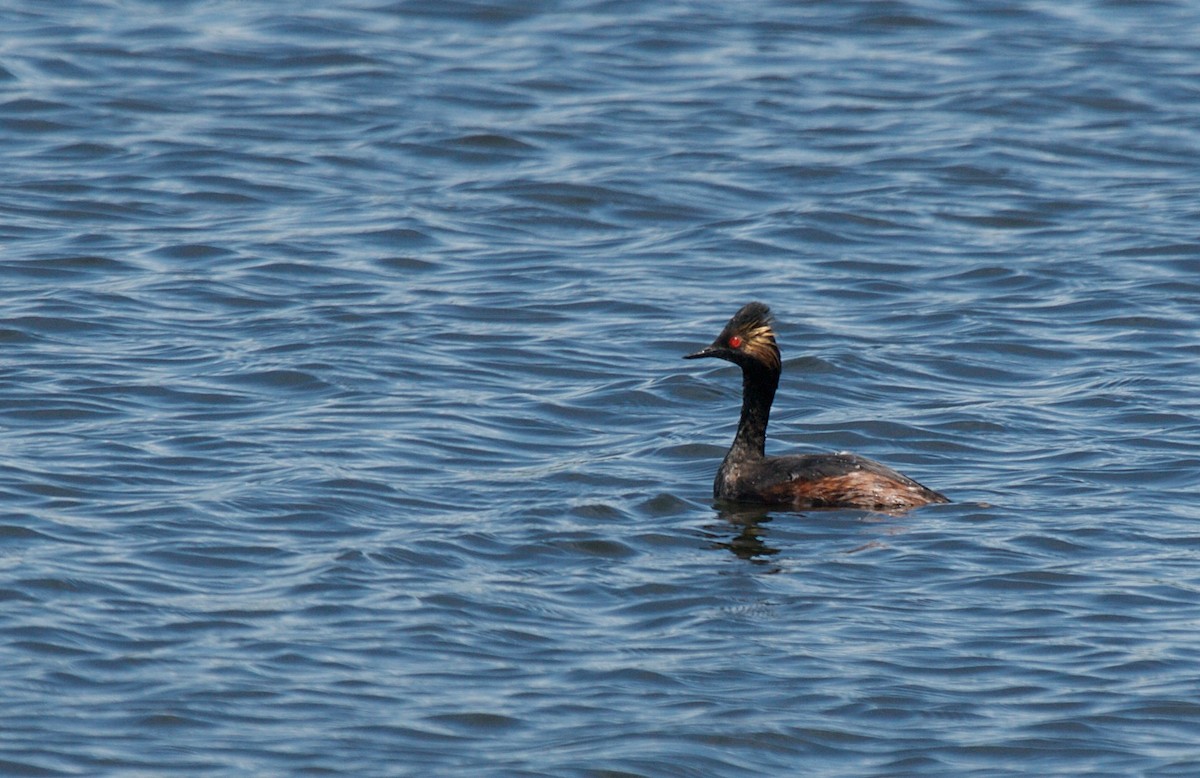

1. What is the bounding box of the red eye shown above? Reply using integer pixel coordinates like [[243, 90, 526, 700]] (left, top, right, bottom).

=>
[[728, 335, 743, 348]]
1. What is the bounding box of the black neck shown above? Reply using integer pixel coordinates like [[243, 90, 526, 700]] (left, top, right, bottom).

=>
[[728, 362, 779, 461]]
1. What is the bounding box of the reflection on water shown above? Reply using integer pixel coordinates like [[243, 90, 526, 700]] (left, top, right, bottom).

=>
[[705, 503, 909, 564], [707, 505, 781, 564]]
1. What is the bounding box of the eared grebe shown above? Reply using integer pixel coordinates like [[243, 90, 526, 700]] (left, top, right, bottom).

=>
[[684, 302, 948, 511]]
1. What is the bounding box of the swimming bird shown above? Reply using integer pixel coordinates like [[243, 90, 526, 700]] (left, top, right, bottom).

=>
[[684, 302, 948, 510]]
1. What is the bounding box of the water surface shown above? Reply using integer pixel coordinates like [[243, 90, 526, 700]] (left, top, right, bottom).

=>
[[2, 1, 1199, 775]]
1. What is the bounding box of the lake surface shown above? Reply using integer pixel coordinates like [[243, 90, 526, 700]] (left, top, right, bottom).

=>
[[3, 1, 1199, 775]]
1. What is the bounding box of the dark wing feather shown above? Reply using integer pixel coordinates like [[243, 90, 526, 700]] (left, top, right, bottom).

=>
[[752, 452, 948, 510]]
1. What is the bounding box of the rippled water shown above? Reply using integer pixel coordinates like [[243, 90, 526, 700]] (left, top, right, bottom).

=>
[[3, 1, 1200, 775]]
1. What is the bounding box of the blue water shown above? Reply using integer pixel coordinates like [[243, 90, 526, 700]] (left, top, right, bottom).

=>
[[3, 1, 1200, 775]]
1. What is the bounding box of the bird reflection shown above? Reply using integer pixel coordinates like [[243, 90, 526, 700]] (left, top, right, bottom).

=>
[[705, 505, 780, 563], [704, 503, 908, 564]]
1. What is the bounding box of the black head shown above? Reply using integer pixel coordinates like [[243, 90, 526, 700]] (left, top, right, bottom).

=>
[[683, 301, 781, 372]]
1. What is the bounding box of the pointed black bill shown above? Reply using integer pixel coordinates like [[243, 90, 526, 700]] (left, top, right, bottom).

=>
[[684, 346, 720, 360]]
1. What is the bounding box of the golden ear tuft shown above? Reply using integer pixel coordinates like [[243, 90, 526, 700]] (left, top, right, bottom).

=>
[[722, 302, 780, 371]]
